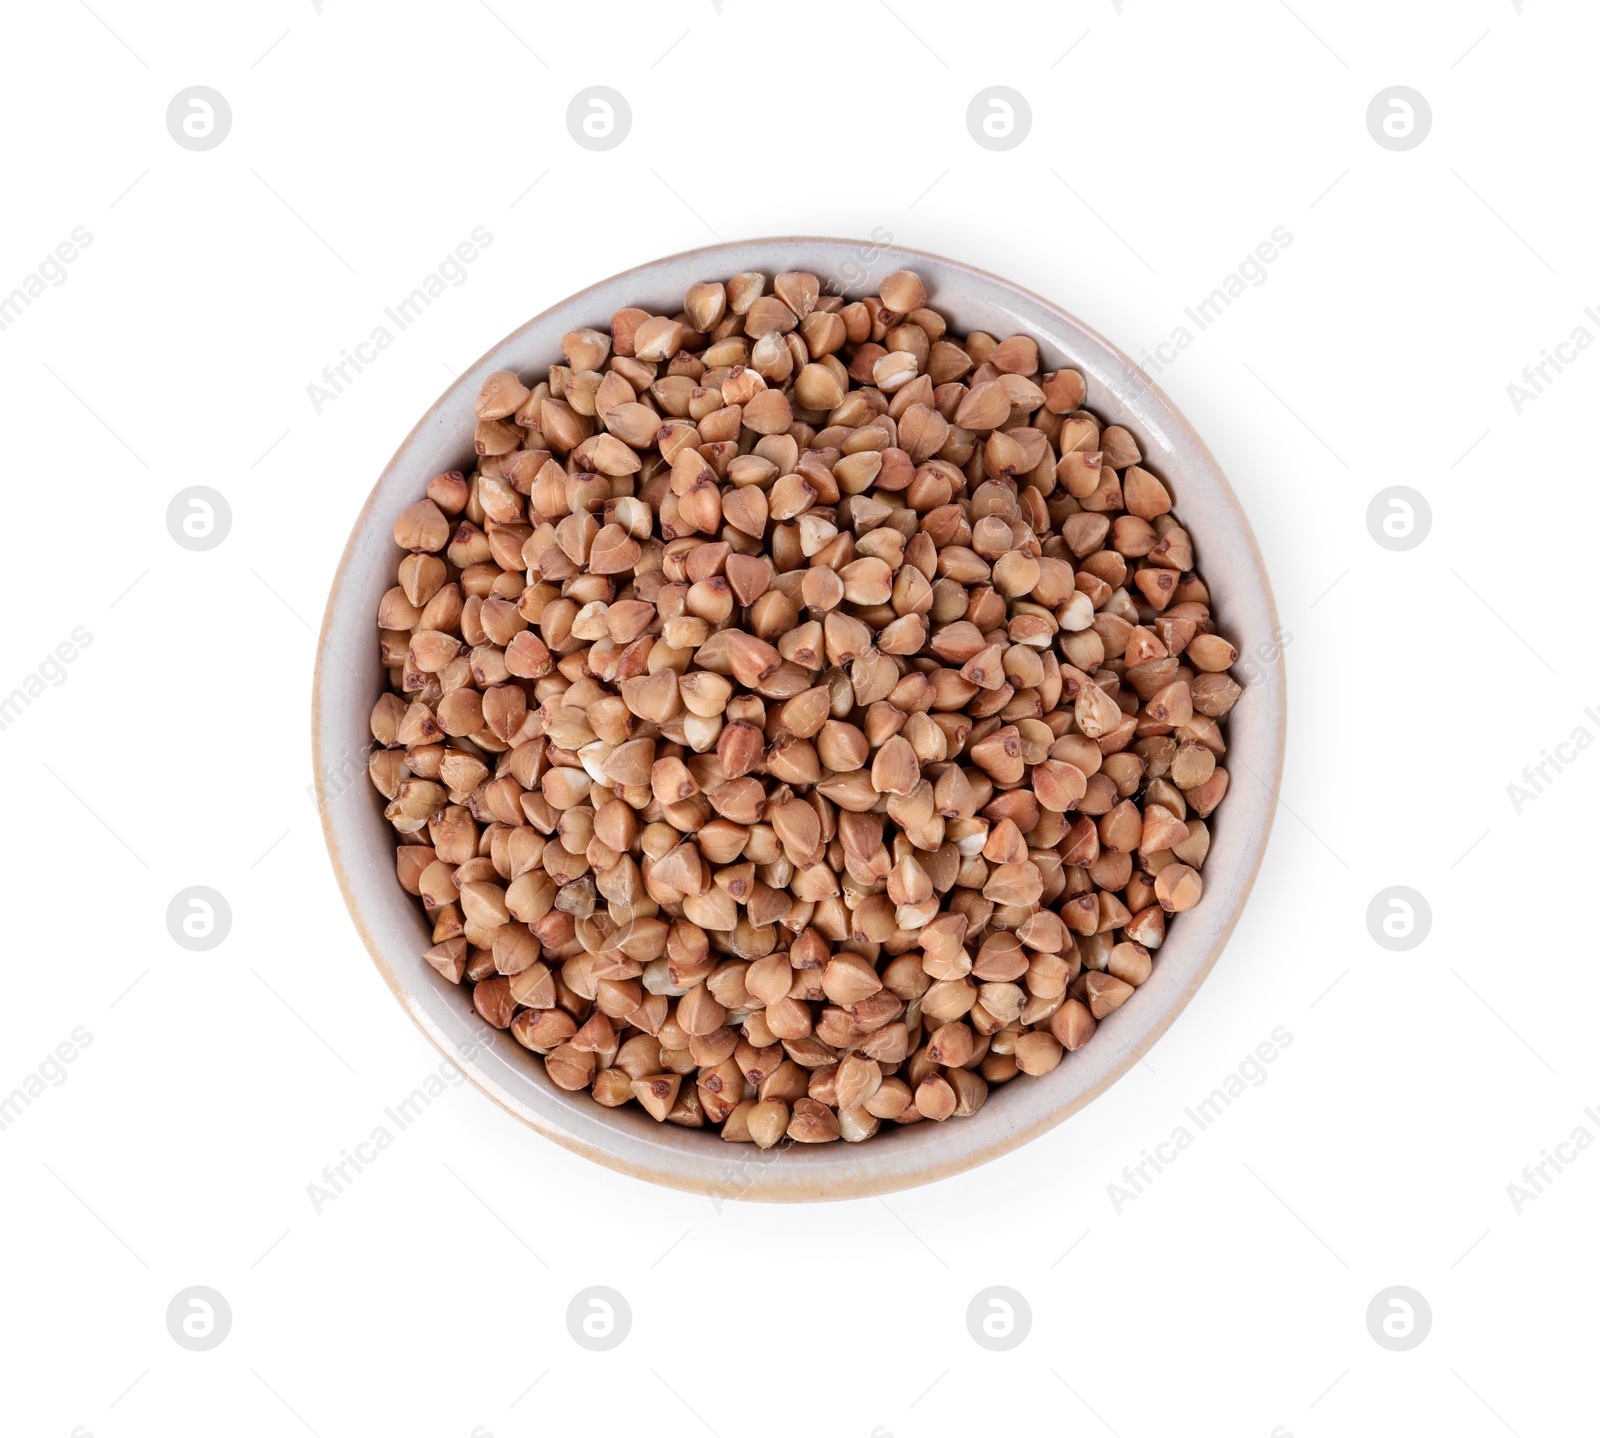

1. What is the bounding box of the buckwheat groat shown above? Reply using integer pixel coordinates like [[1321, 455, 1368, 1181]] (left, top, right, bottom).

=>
[[369, 268, 1240, 1145]]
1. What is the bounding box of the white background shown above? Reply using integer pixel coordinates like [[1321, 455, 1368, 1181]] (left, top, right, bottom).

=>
[[1, 1, 1593, 1434]]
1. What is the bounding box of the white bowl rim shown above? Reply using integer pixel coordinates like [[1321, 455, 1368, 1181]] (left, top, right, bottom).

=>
[[313, 236, 1286, 1202]]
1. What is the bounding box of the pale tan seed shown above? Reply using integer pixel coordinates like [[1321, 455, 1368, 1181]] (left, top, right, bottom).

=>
[[1050, 999, 1096, 1050], [915, 1073, 957, 1121], [954, 381, 1011, 431], [545, 1044, 596, 1091], [1014, 1031, 1064, 1075], [879, 270, 927, 314], [787, 1097, 841, 1142], [1186, 634, 1240, 672], [1155, 863, 1204, 912], [747, 1098, 788, 1148], [870, 735, 920, 796], [633, 1073, 682, 1121]]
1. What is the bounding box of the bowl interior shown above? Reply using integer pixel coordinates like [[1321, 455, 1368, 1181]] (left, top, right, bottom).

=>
[[314, 238, 1285, 1200]]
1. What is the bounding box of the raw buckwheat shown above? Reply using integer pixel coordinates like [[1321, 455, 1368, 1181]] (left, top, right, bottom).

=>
[[368, 266, 1241, 1146]]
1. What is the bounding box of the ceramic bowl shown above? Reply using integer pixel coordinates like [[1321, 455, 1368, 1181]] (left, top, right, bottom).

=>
[[313, 237, 1286, 1200]]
